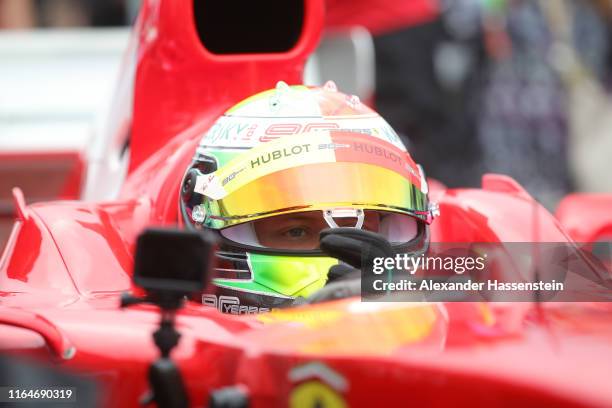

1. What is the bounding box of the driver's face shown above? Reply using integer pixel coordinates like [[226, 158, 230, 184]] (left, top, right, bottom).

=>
[[252, 211, 381, 250]]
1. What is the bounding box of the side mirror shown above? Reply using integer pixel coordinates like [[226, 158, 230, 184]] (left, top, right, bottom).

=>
[[304, 27, 375, 102]]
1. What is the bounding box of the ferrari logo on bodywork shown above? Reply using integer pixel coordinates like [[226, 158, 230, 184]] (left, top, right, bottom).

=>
[[289, 362, 348, 408]]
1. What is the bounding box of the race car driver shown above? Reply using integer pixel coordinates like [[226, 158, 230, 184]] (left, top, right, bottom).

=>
[[179, 81, 438, 314]]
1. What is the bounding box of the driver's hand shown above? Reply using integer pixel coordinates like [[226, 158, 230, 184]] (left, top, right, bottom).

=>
[[301, 228, 394, 304]]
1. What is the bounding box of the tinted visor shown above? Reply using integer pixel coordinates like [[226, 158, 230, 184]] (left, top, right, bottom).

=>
[[191, 131, 429, 229]]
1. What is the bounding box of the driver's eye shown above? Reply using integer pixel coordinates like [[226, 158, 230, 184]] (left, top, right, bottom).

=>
[[284, 227, 307, 239]]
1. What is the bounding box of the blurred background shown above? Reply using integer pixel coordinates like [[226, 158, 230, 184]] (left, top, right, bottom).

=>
[[0, 0, 139, 27], [0, 0, 611, 249]]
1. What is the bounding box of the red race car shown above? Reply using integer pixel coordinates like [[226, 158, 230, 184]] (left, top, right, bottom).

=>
[[2, 1, 612, 407]]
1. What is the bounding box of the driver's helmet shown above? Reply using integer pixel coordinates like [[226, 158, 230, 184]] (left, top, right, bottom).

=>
[[179, 81, 437, 314]]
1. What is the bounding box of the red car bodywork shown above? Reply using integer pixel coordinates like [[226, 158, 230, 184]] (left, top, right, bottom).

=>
[[2, 1, 612, 407]]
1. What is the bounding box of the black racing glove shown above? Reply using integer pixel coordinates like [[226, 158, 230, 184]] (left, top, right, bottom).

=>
[[303, 228, 394, 304]]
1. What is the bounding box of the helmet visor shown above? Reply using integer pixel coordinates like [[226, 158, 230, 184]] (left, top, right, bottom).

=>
[[191, 131, 429, 229]]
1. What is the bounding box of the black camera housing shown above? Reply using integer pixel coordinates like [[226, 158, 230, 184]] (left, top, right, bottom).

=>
[[133, 228, 216, 297]]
